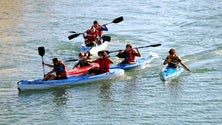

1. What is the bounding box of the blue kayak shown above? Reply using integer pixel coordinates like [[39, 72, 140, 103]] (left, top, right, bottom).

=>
[[110, 52, 158, 70], [160, 65, 184, 81], [17, 69, 124, 91]]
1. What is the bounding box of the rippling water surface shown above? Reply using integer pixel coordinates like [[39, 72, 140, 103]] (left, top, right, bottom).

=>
[[0, 0, 221, 124]]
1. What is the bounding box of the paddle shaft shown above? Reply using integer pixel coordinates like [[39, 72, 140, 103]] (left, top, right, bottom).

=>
[[41, 56, 45, 76], [107, 44, 162, 54]]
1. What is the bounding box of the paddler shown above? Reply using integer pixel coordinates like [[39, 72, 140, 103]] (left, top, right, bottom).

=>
[[117, 43, 141, 64], [88, 50, 113, 75], [163, 48, 191, 72], [73, 52, 91, 69], [42, 58, 67, 80]]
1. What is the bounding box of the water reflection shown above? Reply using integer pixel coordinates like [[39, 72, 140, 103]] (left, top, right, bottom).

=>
[[52, 88, 69, 106], [99, 81, 113, 101], [164, 78, 182, 100]]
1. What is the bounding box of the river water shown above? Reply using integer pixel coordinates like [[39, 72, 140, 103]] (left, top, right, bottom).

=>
[[0, 0, 221, 124]]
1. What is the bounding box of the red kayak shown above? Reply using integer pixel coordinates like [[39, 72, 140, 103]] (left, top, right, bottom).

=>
[[67, 63, 99, 76]]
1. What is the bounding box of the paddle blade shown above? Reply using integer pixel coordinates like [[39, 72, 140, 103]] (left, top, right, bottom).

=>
[[137, 44, 162, 49], [65, 58, 79, 62], [38, 46, 45, 57], [102, 35, 111, 42], [150, 44, 162, 47], [69, 31, 76, 33], [112, 16, 124, 24], [68, 33, 81, 40]]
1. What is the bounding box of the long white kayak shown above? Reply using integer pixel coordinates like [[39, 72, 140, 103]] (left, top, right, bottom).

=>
[[110, 52, 159, 70], [17, 68, 124, 91], [160, 65, 184, 81], [79, 41, 109, 55]]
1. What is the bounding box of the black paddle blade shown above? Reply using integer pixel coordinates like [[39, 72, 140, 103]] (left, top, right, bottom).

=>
[[137, 44, 162, 49], [38, 46, 45, 57], [112, 16, 124, 23], [150, 44, 161, 47], [68, 33, 81, 40], [65, 58, 79, 62], [69, 31, 76, 33], [102, 35, 111, 42]]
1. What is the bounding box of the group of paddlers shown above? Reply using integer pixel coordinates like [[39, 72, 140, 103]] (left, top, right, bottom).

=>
[[41, 18, 191, 81]]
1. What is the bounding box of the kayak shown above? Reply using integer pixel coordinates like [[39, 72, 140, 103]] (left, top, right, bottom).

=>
[[17, 68, 124, 91], [67, 63, 99, 76], [160, 65, 184, 81], [79, 41, 109, 55], [110, 52, 159, 70]]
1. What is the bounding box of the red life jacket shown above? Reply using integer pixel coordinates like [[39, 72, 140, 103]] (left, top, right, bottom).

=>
[[124, 49, 137, 63], [85, 29, 97, 42], [94, 58, 112, 73], [92, 25, 103, 36]]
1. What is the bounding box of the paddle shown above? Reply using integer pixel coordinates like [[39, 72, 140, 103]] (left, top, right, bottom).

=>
[[68, 16, 124, 40], [68, 33, 83, 40], [98, 44, 162, 55], [101, 35, 111, 42], [38, 46, 45, 77], [65, 58, 79, 62], [104, 16, 124, 25]]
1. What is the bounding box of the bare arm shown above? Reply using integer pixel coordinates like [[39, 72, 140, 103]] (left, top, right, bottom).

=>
[[108, 57, 113, 64], [135, 48, 141, 57], [163, 57, 169, 65], [42, 61, 54, 68], [180, 61, 191, 72], [105, 53, 113, 64]]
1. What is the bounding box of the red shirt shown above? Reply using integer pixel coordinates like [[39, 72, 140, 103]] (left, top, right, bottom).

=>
[[93, 58, 112, 73]]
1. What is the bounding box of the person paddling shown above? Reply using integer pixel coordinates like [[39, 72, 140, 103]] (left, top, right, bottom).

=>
[[83, 27, 98, 47], [91, 20, 108, 44], [163, 48, 191, 72], [91, 20, 108, 38], [117, 44, 141, 64], [88, 50, 113, 76], [73, 52, 91, 69], [42, 58, 67, 80]]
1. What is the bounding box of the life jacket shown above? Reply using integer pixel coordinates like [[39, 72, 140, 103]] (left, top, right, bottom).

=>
[[166, 55, 181, 68], [124, 49, 137, 63], [53, 62, 67, 77], [94, 58, 112, 73], [85, 29, 98, 42], [92, 25, 108, 37]]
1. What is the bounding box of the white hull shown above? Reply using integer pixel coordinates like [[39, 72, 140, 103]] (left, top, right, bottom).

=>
[[79, 41, 109, 55]]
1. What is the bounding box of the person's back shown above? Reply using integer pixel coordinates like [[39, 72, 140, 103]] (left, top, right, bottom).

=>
[[163, 48, 191, 72]]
